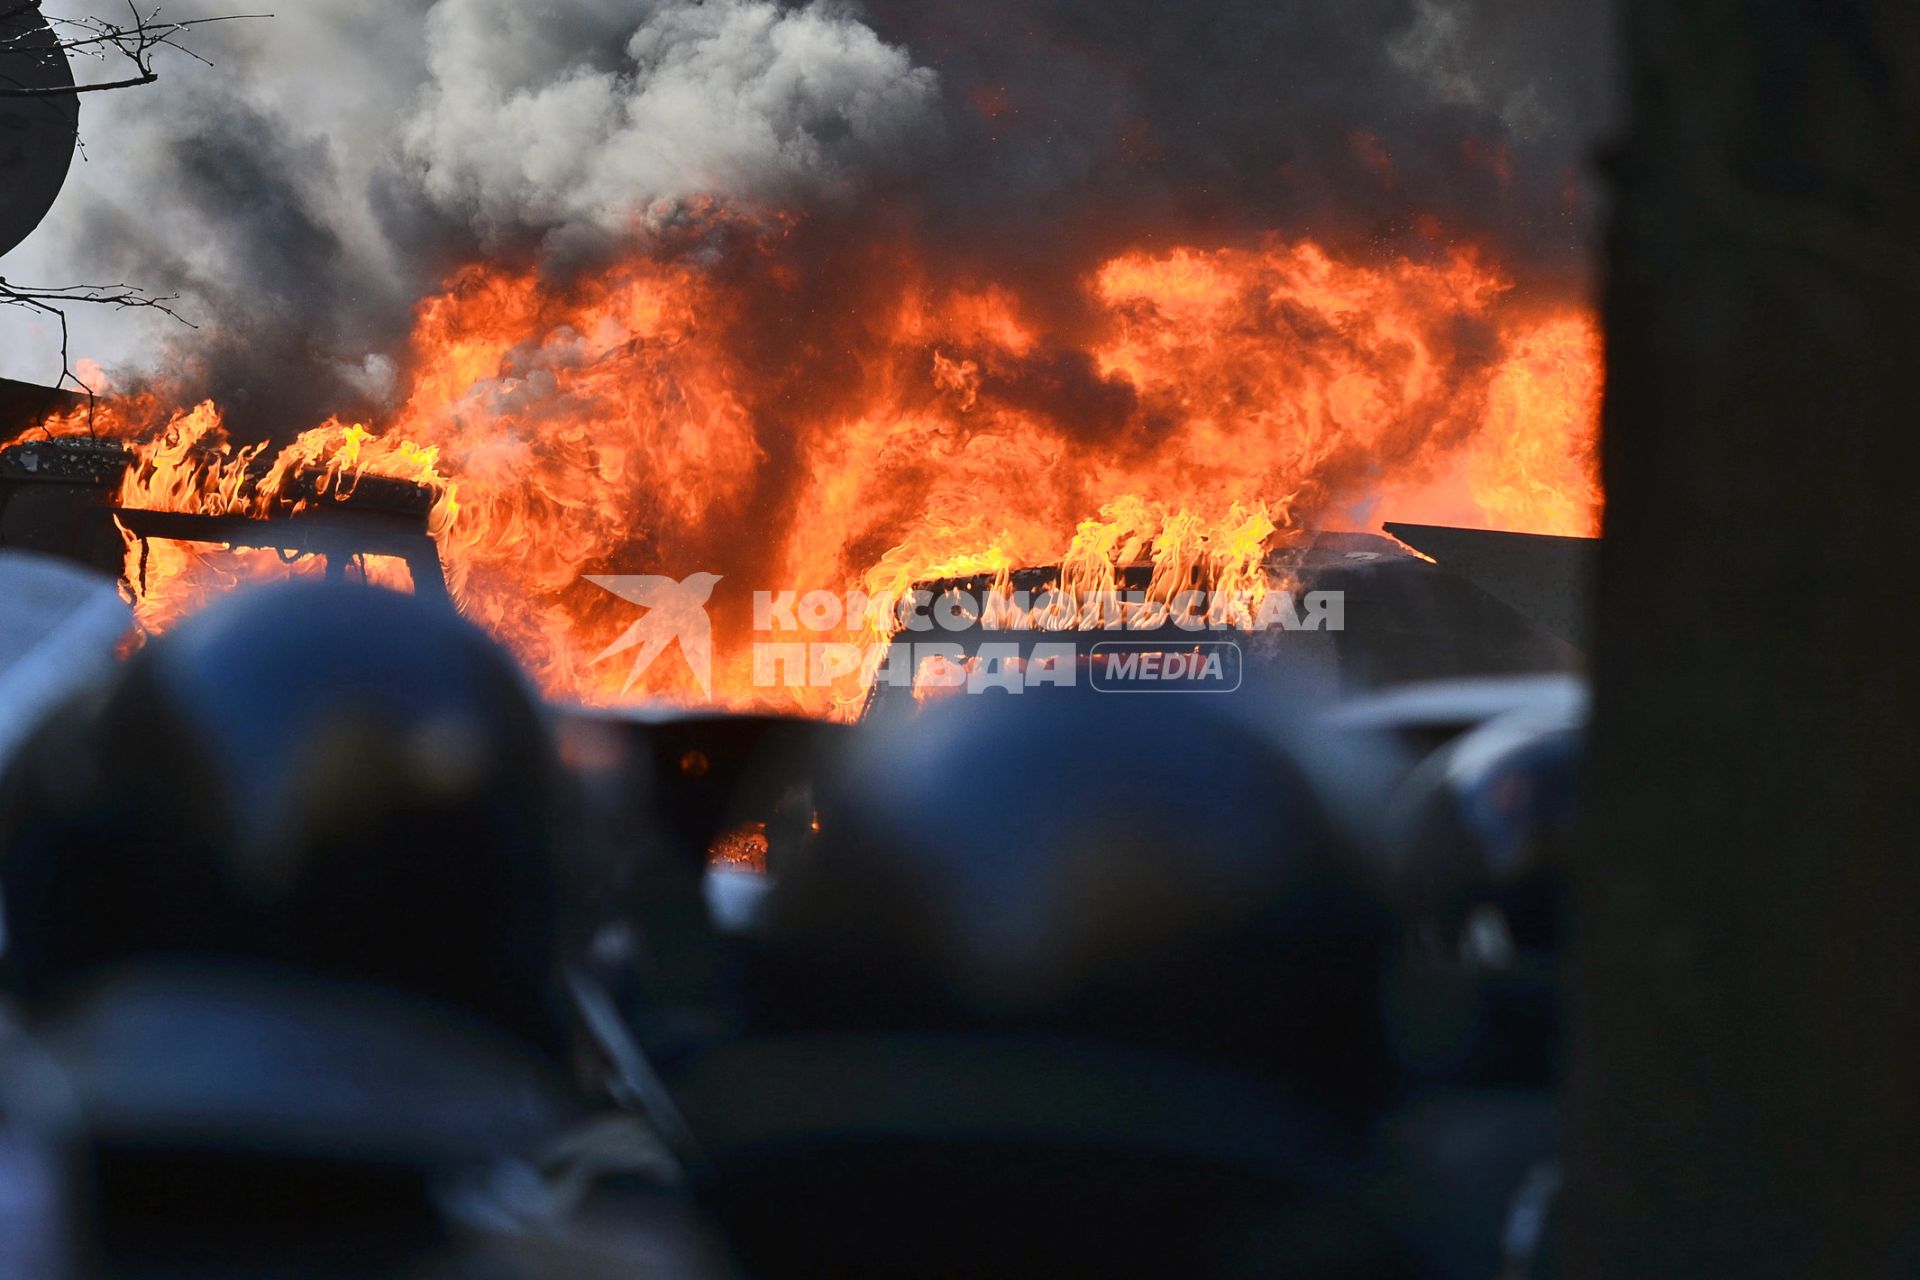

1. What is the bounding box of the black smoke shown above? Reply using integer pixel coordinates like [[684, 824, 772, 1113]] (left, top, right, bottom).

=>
[[8, 0, 1614, 441]]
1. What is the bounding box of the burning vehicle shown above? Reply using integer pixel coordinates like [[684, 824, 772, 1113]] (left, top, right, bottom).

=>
[[0, 0, 1607, 721], [0, 429, 448, 602], [0, 231, 1602, 720], [0, 392, 454, 625], [864, 528, 1585, 719]]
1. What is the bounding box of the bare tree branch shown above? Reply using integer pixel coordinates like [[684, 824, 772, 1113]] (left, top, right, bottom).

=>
[[0, 71, 149, 93], [0, 278, 192, 422], [0, 1, 268, 98], [0, 4, 266, 391]]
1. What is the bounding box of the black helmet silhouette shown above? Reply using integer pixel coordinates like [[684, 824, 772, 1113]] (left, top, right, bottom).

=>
[[761, 687, 1403, 1106], [1, 581, 567, 1054]]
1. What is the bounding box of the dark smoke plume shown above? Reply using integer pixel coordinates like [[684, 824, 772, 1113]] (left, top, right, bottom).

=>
[[2, 0, 1613, 443]]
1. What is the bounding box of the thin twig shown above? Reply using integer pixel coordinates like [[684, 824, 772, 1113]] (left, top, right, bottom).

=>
[[0, 5, 261, 389], [0, 279, 194, 424], [0, 4, 269, 98]]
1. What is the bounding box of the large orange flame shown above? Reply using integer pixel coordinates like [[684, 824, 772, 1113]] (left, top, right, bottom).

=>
[[9, 230, 1601, 718]]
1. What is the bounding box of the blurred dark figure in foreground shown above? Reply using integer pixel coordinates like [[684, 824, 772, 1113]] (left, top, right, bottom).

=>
[[659, 677, 1584, 1280], [1366, 685, 1584, 1280], [679, 687, 1409, 1279], [0, 562, 1585, 1276], [0, 581, 720, 1277], [1, 581, 565, 1041]]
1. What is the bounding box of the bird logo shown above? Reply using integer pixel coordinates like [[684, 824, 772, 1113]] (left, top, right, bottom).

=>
[[585, 572, 723, 698]]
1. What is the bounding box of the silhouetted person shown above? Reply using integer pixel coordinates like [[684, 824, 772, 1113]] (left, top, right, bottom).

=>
[[673, 688, 1416, 1279], [1368, 701, 1585, 1280], [0, 582, 588, 1277], [1, 580, 568, 1049]]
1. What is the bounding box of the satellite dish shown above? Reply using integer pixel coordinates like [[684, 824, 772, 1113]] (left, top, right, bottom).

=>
[[0, 4, 80, 259]]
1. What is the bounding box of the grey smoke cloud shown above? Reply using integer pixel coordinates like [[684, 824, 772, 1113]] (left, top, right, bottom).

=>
[[0, 0, 433, 397], [0, 0, 942, 433], [400, 0, 939, 248]]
